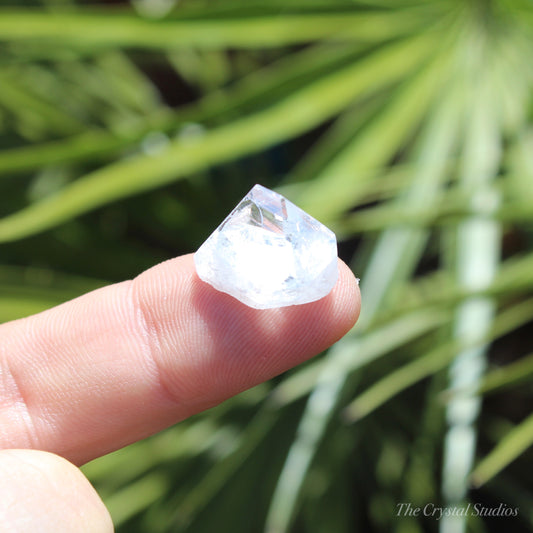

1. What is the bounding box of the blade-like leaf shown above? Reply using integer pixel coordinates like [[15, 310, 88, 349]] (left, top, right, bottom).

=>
[[0, 34, 435, 242], [344, 298, 533, 421], [0, 8, 431, 49], [471, 412, 533, 488]]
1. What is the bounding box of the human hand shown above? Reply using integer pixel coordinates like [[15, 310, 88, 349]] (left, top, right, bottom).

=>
[[0, 254, 360, 531]]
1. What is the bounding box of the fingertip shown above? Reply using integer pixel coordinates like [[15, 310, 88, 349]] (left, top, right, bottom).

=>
[[144, 254, 361, 412], [336, 257, 361, 332], [0, 449, 113, 532]]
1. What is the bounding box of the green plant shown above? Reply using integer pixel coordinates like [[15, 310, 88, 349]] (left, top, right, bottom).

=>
[[1, 1, 533, 532]]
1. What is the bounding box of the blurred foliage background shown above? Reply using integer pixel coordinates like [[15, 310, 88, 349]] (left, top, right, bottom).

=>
[[1, 0, 533, 532]]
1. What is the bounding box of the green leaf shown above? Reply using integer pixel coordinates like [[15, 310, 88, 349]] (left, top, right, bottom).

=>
[[478, 352, 533, 395], [105, 473, 168, 526], [0, 7, 429, 50], [471, 412, 533, 488], [294, 39, 456, 223], [0, 34, 435, 242], [344, 298, 533, 421], [0, 71, 84, 136]]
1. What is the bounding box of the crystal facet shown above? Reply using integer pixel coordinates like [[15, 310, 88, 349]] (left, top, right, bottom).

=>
[[194, 184, 338, 309]]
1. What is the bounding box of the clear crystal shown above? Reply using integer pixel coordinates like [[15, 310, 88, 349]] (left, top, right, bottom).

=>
[[194, 184, 338, 309]]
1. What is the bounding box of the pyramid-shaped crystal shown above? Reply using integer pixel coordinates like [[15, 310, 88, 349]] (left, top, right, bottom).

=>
[[194, 184, 338, 309]]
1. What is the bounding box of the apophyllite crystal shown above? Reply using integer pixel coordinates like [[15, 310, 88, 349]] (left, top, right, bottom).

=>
[[194, 184, 338, 309]]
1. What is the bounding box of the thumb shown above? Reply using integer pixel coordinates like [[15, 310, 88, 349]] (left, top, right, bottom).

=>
[[0, 449, 113, 532]]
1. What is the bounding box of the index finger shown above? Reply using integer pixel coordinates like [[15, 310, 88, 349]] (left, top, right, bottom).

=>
[[0, 255, 360, 465]]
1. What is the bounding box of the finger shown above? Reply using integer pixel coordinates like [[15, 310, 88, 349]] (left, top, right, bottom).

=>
[[0, 254, 360, 464], [0, 449, 113, 532]]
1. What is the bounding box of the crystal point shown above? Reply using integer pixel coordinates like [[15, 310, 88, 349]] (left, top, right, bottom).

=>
[[194, 184, 338, 309]]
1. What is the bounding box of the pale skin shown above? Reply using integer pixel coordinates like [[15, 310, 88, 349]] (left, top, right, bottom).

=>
[[0, 254, 360, 531]]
